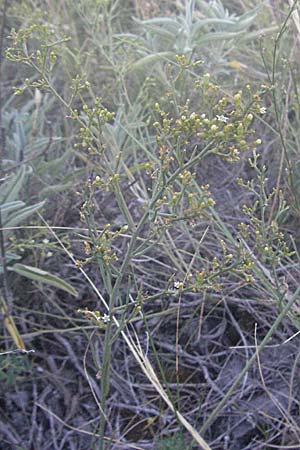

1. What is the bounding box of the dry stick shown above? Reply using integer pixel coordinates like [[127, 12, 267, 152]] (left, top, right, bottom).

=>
[[37, 213, 212, 450], [200, 285, 300, 435]]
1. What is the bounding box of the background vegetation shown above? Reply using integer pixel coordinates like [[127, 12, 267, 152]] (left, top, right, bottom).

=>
[[1, 1, 300, 449]]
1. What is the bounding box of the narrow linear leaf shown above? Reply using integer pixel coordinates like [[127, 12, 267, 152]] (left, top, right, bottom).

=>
[[3, 252, 22, 262], [0, 165, 32, 204], [39, 182, 74, 198], [4, 201, 45, 228], [136, 17, 180, 28], [0, 200, 25, 213], [11, 263, 78, 297], [129, 52, 174, 73], [37, 149, 70, 176]]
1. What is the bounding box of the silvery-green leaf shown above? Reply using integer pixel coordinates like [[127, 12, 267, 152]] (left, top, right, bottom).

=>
[[0, 165, 32, 204], [4, 201, 45, 228], [11, 263, 78, 297], [39, 182, 73, 198], [129, 52, 174, 73], [0, 201, 25, 213]]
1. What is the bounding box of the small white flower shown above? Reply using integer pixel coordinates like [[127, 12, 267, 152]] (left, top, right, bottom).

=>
[[46, 252, 53, 258], [216, 114, 229, 123], [260, 107, 267, 114], [102, 314, 110, 324], [174, 281, 184, 291], [43, 239, 49, 244]]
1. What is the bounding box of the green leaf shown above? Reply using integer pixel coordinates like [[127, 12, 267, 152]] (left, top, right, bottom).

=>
[[0, 201, 25, 213], [4, 201, 45, 228], [129, 52, 174, 73], [0, 165, 32, 204], [39, 182, 74, 198], [0, 252, 21, 272], [37, 149, 70, 176], [5, 252, 22, 262], [235, 6, 260, 29], [11, 263, 78, 297], [200, 29, 247, 43]]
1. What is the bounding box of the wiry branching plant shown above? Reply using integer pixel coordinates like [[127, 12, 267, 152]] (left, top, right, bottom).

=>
[[3, 1, 300, 449]]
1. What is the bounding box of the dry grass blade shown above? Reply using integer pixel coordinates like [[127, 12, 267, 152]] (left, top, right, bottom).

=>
[[0, 293, 25, 350], [138, 349, 212, 450]]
